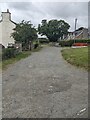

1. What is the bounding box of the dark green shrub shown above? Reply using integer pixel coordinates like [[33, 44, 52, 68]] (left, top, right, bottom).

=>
[[59, 40, 74, 47], [34, 43, 39, 49], [74, 39, 90, 43], [2, 48, 16, 60], [39, 38, 49, 44]]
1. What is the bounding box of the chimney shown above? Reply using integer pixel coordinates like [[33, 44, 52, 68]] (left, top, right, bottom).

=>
[[2, 9, 11, 21], [7, 9, 9, 13]]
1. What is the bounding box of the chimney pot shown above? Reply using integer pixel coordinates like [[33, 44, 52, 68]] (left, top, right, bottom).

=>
[[7, 9, 9, 13]]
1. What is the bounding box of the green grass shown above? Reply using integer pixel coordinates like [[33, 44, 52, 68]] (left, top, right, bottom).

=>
[[1, 46, 43, 70], [61, 47, 88, 70], [1, 51, 31, 69]]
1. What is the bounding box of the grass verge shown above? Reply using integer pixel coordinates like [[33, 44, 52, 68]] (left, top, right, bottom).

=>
[[2, 51, 31, 69], [61, 47, 88, 70], [1, 46, 43, 70]]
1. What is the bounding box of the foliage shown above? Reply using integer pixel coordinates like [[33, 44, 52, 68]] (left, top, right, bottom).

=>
[[59, 39, 90, 47], [61, 47, 88, 70], [74, 39, 90, 43], [2, 46, 43, 69], [32, 46, 43, 52], [12, 20, 38, 50], [34, 41, 39, 49], [38, 19, 70, 42], [38, 38, 49, 44], [2, 48, 16, 60], [2, 51, 31, 69], [59, 40, 73, 47]]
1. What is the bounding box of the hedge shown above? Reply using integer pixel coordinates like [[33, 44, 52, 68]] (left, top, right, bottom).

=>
[[34, 43, 39, 49], [59, 40, 73, 47], [38, 38, 49, 44], [2, 48, 17, 60], [59, 39, 90, 47]]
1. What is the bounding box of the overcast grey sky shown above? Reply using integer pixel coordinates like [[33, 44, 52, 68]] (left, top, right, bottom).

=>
[[0, 2, 88, 31]]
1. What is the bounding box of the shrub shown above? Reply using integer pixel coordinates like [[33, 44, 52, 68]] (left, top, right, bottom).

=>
[[38, 38, 49, 44], [59, 39, 90, 47], [59, 40, 74, 47], [2, 48, 16, 60], [34, 43, 39, 49], [74, 39, 90, 43]]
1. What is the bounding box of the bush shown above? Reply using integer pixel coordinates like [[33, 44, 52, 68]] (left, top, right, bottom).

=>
[[38, 38, 49, 44], [59, 40, 74, 47], [74, 39, 90, 43], [34, 43, 39, 49], [2, 48, 16, 60], [59, 39, 90, 47]]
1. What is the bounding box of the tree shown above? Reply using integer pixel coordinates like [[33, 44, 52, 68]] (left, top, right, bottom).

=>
[[38, 19, 70, 42], [12, 20, 37, 50]]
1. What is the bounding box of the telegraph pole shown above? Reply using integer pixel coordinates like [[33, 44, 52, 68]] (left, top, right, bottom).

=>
[[74, 18, 77, 43], [88, 2, 90, 39]]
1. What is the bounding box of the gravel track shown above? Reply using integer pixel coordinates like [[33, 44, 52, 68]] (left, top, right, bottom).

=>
[[2, 46, 88, 118]]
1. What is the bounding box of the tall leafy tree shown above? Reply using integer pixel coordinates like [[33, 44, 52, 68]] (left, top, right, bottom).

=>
[[38, 19, 70, 42], [12, 20, 37, 50]]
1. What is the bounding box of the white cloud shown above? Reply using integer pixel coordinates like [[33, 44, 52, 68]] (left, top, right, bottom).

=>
[[0, 0, 89, 2], [0, 2, 88, 31]]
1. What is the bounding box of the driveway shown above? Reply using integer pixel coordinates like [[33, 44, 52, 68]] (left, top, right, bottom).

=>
[[2, 46, 88, 118]]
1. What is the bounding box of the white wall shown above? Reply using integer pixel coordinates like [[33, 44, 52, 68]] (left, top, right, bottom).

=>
[[0, 11, 16, 48], [2, 20, 16, 48], [0, 22, 2, 45]]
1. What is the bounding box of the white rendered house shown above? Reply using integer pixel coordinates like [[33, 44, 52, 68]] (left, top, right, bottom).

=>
[[0, 9, 16, 48]]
